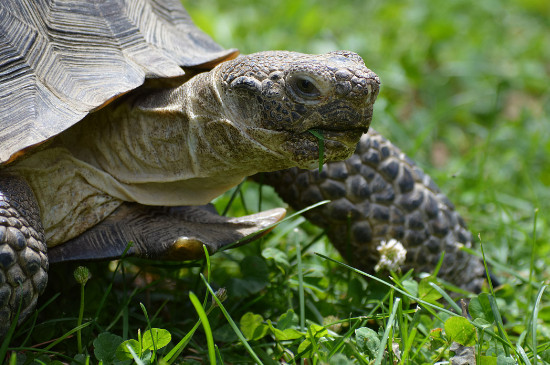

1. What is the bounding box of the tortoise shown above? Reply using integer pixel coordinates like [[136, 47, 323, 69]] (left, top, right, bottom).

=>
[[0, 0, 484, 335]]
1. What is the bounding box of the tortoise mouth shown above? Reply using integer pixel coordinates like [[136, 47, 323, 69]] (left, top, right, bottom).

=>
[[310, 126, 370, 134], [305, 126, 369, 145], [275, 127, 366, 170]]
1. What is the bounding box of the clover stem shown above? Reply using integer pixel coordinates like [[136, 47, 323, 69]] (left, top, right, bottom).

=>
[[78, 284, 84, 352], [74, 266, 91, 354]]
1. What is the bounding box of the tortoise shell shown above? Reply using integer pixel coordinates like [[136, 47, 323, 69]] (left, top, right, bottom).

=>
[[0, 0, 238, 164]]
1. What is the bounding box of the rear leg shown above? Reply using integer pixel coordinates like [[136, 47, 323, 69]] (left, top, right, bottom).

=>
[[0, 174, 49, 336]]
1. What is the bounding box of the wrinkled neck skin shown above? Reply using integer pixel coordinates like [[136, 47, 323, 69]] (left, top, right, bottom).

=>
[[55, 68, 295, 207]]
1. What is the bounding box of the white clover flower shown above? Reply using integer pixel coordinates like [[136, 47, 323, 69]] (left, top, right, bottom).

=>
[[374, 239, 407, 272]]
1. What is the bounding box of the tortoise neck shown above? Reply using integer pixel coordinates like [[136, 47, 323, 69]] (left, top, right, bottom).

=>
[[49, 70, 287, 207]]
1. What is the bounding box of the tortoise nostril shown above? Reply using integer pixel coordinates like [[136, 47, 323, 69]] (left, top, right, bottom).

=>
[[335, 82, 351, 95], [335, 69, 353, 81]]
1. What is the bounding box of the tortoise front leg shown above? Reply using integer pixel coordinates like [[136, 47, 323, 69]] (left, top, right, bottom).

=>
[[261, 129, 486, 292], [48, 204, 285, 264], [0, 174, 49, 337]]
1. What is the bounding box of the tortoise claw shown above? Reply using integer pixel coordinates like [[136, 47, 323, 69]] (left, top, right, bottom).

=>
[[48, 203, 286, 263]]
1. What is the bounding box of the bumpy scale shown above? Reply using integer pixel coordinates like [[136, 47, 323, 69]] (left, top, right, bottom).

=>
[[0, 176, 48, 327]]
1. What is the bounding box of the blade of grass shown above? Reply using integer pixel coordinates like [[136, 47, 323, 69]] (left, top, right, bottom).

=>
[[327, 317, 366, 358], [256, 173, 264, 213], [200, 274, 264, 364], [43, 322, 92, 351], [127, 342, 146, 365], [408, 306, 423, 335], [202, 244, 212, 308], [428, 281, 462, 313], [8, 346, 76, 363], [265, 216, 306, 249], [94, 241, 134, 329], [238, 181, 250, 215], [251, 345, 279, 365], [221, 181, 245, 216], [103, 287, 140, 332], [479, 237, 513, 356], [189, 291, 216, 364], [375, 297, 400, 365], [293, 229, 305, 332], [168, 247, 217, 363], [397, 296, 406, 358], [530, 284, 547, 365], [432, 251, 445, 278], [215, 344, 223, 364], [0, 296, 22, 363], [411, 332, 432, 362], [164, 314, 206, 363], [527, 209, 538, 302], [461, 246, 542, 288], [487, 294, 513, 357], [306, 299, 324, 326], [387, 289, 396, 364], [516, 344, 532, 365], [305, 325, 320, 361], [139, 304, 159, 363], [222, 200, 330, 251], [399, 327, 417, 365], [308, 129, 325, 172], [167, 328, 197, 363], [21, 293, 60, 347]]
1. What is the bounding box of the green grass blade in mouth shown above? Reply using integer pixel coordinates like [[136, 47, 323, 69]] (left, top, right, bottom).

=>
[[308, 129, 324, 172]]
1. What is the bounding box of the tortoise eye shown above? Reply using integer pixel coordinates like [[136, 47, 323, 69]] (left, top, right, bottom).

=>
[[297, 79, 316, 94], [289, 75, 321, 99]]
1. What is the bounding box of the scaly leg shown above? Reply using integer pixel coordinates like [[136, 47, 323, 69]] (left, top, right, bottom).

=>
[[0, 174, 48, 336], [261, 129, 485, 292]]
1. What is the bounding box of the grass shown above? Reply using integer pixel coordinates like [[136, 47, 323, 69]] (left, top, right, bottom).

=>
[[3, 0, 549, 363]]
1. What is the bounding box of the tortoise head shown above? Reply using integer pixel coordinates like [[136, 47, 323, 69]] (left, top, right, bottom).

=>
[[215, 50, 380, 169]]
